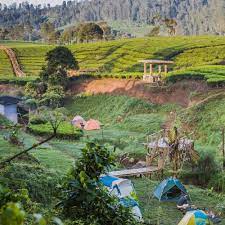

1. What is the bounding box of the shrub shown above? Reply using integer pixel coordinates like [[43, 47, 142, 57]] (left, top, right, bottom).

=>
[[1, 163, 61, 205], [209, 172, 225, 193], [60, 142, 138, 225], [181, 149, 219, 186]]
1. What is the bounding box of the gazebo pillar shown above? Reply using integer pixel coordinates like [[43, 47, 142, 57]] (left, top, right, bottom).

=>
[[144, 63, 147, 76], [150, 64, 153, 75], [158, 65, 162, 74], [164, 65, 168, 75]]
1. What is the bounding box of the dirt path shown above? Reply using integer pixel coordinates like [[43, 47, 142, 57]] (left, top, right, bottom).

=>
[[0, 45, 25, 77]]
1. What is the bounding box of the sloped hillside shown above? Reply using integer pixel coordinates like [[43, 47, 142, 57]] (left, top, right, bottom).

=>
[[3, 36, 225, 85]]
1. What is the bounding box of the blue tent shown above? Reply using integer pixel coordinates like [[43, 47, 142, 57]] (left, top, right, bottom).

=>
[[100, 175, 119, 188], [154, 178, 188, 202], [100, 175, 143, 221]]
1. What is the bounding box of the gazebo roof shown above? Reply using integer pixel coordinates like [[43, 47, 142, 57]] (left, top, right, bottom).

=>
[[139, 60, 174, 64]]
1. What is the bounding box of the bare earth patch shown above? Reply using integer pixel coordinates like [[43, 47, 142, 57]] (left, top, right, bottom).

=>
[[70, 78, 209, 107]]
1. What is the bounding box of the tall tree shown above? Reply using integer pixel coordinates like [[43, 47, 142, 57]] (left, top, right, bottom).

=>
[[77, 22, 104, 42], [40, 22, 55, 43]]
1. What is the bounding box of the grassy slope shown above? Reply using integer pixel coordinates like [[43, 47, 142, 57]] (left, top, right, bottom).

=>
[[1, 94, 225, 223], [179, 93, 225, 146], [0, 114, 74, 174], [1, 36, 225, 84], [65, 95, 176, 157]]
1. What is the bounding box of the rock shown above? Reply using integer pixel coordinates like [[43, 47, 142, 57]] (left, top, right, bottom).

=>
[[132, 160, 146, 169], [129, 158, 135, 164]]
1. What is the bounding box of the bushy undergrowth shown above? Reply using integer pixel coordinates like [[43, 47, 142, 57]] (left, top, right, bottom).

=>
[[1, 163, 61, 205], [181, 148, 219, 187]]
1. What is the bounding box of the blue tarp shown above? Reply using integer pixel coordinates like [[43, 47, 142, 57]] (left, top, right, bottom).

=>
[[154, 177, 187, 202], [100, 175, 119, 188]]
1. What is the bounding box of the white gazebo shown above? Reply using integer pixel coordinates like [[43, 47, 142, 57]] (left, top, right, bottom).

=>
[[139, 60, 174, 83]]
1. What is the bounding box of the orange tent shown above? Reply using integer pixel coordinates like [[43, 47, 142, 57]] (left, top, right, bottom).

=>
[[72, 116, 86, 129], [84, 119, 101, 131]]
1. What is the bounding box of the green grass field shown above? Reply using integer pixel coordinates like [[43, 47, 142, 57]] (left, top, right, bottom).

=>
[[134, 178, 225, 225], [1, 36, 225, 84]]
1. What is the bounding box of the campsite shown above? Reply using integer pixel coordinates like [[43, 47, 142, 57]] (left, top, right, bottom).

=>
[[1, 2, 225, 224]]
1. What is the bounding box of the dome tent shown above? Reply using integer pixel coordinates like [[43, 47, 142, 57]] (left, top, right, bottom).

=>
[[154, 177, 188, 202], [178, 210, 212, 225], [71, 115, 86, 129], [84, 119, 101, 131], [100, 175, 143, 222]]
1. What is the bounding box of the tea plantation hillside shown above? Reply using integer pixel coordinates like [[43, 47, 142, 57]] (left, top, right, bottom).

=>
[[1, 36, 225, 84], [0, 49, 14, 77]]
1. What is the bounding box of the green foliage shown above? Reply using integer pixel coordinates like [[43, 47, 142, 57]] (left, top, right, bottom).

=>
[[40, 85, 65, 108], [28, 108, 83, 139], [1, 163, 60, 204], [40, 22, 58, 43], [40, 47, 75, 89], [0, 115, 11, 126], [44, 46, 79, 74], [181, 148, 219, 186], [209, 172, 225, 193], [28, 121, 83, 140], [61, 142, 137, 225], [0, 203, 25, 225], [76, 23, 104, 42]]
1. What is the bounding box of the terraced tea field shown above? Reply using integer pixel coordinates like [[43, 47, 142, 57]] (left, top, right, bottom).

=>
[[0, 49, 14, 77], [1, 36, 225, 84]]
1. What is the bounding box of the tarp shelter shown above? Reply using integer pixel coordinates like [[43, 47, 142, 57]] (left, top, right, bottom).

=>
[[72, 115, 86, 129], [100, 175, 143, 221], [84, 119, 101, 131], [154, 178, 188, 202], [178, 210, 212, 225]]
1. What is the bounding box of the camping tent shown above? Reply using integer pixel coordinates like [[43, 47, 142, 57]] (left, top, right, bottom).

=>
[[100, 175, 143, 221], [72, 116, 86, 129], [178, 210, 212, 225], [154, 178, 188, 202], [84, 119, 101, 131]]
